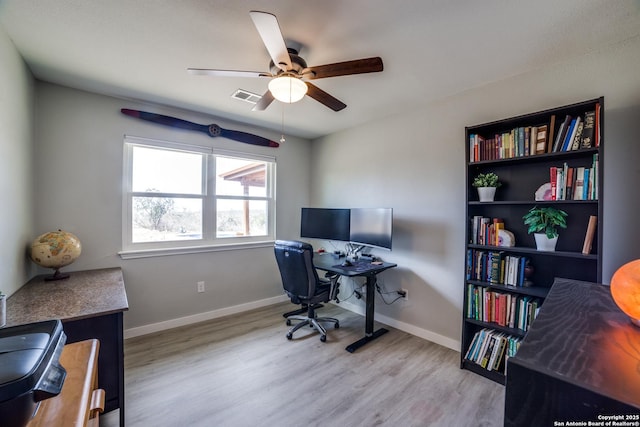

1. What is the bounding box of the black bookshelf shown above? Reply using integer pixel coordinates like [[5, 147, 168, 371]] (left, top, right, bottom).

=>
[[460, 98, 604, 384]]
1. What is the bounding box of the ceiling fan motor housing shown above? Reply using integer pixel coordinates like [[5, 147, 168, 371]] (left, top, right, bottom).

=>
[[270, 48, 308, 77]]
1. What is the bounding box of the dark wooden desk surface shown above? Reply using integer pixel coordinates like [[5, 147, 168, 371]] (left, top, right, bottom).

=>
[[313, 253, 397, 277], [505, 277, 640, 426]]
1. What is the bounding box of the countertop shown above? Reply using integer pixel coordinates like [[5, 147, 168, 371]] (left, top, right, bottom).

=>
[[6, 267, 129, 326]]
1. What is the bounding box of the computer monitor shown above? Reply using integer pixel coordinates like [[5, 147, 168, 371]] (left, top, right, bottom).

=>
[[349, 208, 393, 250], [300, 208, 351, 241]]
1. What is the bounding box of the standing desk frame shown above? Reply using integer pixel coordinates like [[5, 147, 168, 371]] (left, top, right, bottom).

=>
[[313, 254, 397, 353]]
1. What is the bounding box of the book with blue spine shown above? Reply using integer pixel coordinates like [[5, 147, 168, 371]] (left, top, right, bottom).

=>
[[561, 118, 576, 151]]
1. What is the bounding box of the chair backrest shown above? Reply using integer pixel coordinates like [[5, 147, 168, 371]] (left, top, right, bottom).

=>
[[274, 240, 320, 303]]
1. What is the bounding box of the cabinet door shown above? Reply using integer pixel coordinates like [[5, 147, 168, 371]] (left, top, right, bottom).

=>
[[63, 313, 123, 413]]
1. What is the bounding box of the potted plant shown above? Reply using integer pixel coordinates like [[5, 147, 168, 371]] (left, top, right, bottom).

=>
[[523, 206, 568, 251], [472, 172, 501, 202]]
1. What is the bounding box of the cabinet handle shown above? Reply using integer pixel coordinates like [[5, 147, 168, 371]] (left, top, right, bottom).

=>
[[90, 388, 106, 415]]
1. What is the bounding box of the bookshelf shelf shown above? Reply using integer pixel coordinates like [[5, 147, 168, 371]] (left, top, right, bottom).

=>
[[467, 244, 599, 259], [469, 200, 598, 206], [465, 318, 527, 339], [469, 147, 599, 167], [462, 360, 508, 385], [461, 97, 604, 384], [466, 280, 549, 299]]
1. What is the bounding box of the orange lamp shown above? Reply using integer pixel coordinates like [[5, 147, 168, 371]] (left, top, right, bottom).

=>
[[610, 259, 640, 327]]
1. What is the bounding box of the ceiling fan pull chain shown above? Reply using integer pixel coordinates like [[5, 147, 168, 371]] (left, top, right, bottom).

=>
[[280, 103, 286, 143]]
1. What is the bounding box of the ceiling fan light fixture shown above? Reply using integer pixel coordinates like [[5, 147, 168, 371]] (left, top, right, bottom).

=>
[[268, 75, 307, 103]]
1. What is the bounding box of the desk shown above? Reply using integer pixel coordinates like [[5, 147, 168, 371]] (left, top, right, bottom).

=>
[[7, 268, 128, 427], [505, 278, 640, 426], [313, 254, 397, 353]]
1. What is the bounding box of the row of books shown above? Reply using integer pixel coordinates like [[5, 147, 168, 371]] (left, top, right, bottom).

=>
[[549, 154, 599, 201], [466, 249, 530, 287], [464, 328, 522, 373], [470, 216, 505, 246], [466, 284, 541, 331], [469, 124, 548, 162], [550, 106, 600, 153], [468, 103, 601, 163]]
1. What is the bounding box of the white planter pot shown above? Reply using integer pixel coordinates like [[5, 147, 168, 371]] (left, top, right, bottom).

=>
[[534, 233, 558, 251], [477, 187, 496, 202]]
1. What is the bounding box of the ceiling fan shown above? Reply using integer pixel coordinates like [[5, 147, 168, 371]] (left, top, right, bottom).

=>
[[188, 11, 383, 112]]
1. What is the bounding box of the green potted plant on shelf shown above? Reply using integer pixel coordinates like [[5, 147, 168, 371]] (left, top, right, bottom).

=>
[[472, 172, 501, 202], [523, 206, 568, 251]]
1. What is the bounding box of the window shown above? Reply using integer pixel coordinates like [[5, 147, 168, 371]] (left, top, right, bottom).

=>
[[121, 136, 275, 257]]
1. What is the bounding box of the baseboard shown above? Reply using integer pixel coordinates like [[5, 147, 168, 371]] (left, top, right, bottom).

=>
[[334, 300, 460, 352], [124, 294, 290, 339]]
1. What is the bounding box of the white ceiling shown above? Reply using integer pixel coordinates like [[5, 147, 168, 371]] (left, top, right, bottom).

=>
[[1, 0, 639, 139]]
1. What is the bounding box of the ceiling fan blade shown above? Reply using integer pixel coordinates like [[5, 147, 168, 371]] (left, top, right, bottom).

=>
[[252, 90, 275, 111], [120, 109, 279, 147], [305, 83, 347, 111], [249, 11, 292, 71], [304, 57, 383, 80], [187, 68, 271, 78]]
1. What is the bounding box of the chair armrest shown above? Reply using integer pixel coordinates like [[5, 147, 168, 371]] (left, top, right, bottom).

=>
[[327, 274, 340, 301]]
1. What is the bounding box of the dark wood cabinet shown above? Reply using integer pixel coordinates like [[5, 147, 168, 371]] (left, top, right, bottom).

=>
[[505, 278, 640, 426], [461, 98, 604, 384], [7, 268, 128, 427], [63, 313, 123, 416]]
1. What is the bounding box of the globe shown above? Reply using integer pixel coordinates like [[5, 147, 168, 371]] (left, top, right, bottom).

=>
[[30, 230, 82, 281]]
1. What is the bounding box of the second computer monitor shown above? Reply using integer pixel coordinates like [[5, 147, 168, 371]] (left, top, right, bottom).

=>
[[349, 208, 393, 250]]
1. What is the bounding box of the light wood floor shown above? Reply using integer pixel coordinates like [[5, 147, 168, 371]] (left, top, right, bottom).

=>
[[101, 302, 504, 426]]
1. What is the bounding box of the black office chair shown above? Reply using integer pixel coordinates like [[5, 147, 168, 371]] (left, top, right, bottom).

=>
[[274, 240, 340, 342]]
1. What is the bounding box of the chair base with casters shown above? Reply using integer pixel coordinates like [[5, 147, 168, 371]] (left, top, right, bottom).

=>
[[285, 272, 341, 342], [285, 303, 339, 342]]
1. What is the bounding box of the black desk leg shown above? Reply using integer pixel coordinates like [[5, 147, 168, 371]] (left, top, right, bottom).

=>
[[345, 275, 389, 353]]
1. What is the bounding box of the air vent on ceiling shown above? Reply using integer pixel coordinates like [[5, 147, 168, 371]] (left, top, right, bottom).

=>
[[231, 89, 262, 104]]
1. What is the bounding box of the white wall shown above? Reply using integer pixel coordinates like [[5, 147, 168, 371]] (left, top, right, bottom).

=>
[[32, 82, 312, 331], [10, 26, 640, 349], [0, 26, 35, 297], [311, 35, 640, 349]]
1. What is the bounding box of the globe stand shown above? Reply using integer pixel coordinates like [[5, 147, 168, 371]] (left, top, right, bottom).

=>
[[44, 268, 71, 281]]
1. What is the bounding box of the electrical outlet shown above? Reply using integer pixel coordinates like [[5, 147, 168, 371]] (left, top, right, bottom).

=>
[[197, 281, 205, 293], [399, 289, 408, 300]]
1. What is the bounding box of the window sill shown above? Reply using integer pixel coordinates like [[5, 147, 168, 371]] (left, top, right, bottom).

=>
[[118, 240, 275, 259]]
